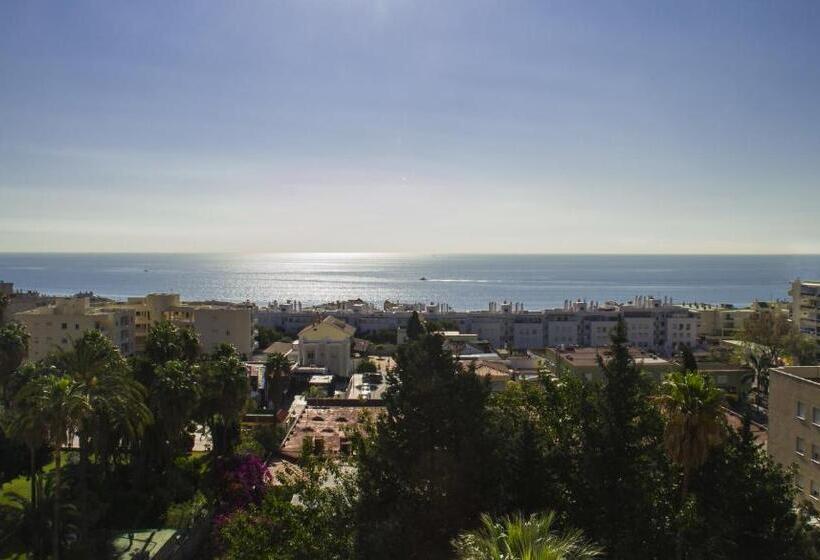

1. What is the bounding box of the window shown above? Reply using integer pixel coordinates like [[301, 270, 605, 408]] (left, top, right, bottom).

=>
[[61, 323, 67, 330], [75, 323, 79, 330], [813, 444, 820, 463], [813, 407, 820, 426], [797, 437, 806, 455], [812, 480, 819, 500], [798, 401, 807, 419]]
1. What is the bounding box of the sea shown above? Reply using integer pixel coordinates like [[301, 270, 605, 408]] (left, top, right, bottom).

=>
[[0, 253, 818, 311]]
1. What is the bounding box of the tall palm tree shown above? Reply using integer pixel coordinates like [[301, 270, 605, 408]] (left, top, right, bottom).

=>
[[200, 352, 249, 456], [655, 371, 725, 560], [0, 322, 30, 403], [0, 293, 9, 324], [453, 511, 602, 560], [50, 330, 151, 543], [264, 352, 290, 411], [2, 368, 48, 558], [740, 346, 773, 409], [12, 374, 90, 560]]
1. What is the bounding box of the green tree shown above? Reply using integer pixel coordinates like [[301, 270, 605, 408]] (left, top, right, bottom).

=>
[[356, 333, 504, 559], [405, 311, 424, 341], [10, 374, 91, 560], [425, 319, 459, 333], [0, 322, 30, 403], [264, 352, 291, 411], [680, 344, 698, 373], [686, 418, 817, 558], [655, 371, 725, 560], [740, 310, 791, 362], [740, 346, 773, 409], [199, 348, 249, 457], [144, 321, 200, 364], [255, 325, 288, 350], [486, 377, 576, 515], [571, 319, 674, 559], [453, 512, 602, 560], [49, 330, 151, 547], [0, 292, 8, 323], [142, 359, 201, 468], [356, 359, 378, 374], [787, 334, 819, 366], [218, 459, 357, 560]]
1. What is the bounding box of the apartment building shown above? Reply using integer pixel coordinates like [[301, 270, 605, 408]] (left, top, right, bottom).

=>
[[768, 366, 820, 507], [791, 280, 820, 353], [0, 282, 54, 325], [255, 297, 698, 355], [14, 297, 136, 361], [108, 293, 254, 356]]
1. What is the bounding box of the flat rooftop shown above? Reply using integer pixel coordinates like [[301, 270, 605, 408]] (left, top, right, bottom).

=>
[[552, 346, 670, 368]]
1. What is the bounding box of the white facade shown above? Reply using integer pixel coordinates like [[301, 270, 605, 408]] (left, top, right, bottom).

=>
[[256, 300, 700, 355], [792, 280, 820, 350]]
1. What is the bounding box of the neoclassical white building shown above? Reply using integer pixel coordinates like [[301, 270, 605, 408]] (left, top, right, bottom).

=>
[[297, 316, 356, 377]]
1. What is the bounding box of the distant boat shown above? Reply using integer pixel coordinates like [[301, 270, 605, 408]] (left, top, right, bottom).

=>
[[143, 269, 149, 272], [419, 277, 427, 281]]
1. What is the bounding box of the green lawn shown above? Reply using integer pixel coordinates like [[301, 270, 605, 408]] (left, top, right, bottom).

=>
[[0, 452, 67, 507]]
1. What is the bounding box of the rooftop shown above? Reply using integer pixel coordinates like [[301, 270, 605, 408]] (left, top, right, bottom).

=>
[[280, 403, 384, 461], [550, 346, 670, 369]]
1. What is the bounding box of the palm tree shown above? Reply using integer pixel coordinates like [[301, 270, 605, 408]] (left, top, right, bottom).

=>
[[0, 292, 9, 323], [49, 330, 151, 543], [2, 370, 47, 558], [453, 512, 602, 560], [11, 374, 90, 560], [0, 322, 30, 403], [199, 352, 249, 456], [655, 371, 725, 560], [740, 346, 773, 409], [144, 320, 200, 364], [264, 352, 290, 411]]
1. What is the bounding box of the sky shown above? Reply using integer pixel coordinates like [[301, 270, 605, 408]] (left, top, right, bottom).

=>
[[1, 1, 819, 254]]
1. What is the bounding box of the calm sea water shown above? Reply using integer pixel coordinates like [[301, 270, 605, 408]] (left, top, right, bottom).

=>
[[0, 254, 818, 311]]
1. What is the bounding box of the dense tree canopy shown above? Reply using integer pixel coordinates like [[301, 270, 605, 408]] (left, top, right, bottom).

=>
[[356, 333, 504, 559]]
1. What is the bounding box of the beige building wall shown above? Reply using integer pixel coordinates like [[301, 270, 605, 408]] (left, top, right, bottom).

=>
[[15, 297, 136, 362], [768, 366, 820, 507], [107, 293, 253, 357], [188, 306, 253, 357]]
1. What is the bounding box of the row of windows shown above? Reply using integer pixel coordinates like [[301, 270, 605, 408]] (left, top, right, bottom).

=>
[[795, 437, 820, 462], [796, 478, 820, 500], [796, 401, 820, 425]]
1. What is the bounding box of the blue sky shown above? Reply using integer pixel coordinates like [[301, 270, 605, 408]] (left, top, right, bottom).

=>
[[1, 0, 819, 253]]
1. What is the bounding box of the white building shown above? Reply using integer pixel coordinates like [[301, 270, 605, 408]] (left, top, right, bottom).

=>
[[791, 279, 820, 352], [256, 296, 699, 355], [297, 316, 355, 377]]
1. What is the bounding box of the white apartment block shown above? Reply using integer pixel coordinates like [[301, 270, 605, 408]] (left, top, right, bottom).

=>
[[255, 297, 698, 355], [15, 297, 136, 362], [792, 280, 820, 351]]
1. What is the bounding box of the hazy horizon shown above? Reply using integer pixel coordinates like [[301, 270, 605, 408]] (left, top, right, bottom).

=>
[[1, 251, 820, 256], [2, 1, 819, 254]]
